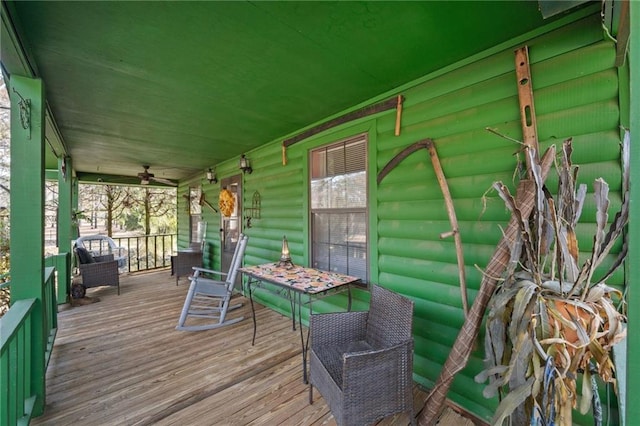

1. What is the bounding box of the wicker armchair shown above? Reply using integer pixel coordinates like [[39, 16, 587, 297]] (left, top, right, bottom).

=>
[[75, 247, 120, 295], [309, 284, 415, 426], [75, 235, 128, 272]]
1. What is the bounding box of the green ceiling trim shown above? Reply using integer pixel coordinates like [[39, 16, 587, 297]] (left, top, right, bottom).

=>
[[1, 0, 37, 76], [45, 108, 67, 157]]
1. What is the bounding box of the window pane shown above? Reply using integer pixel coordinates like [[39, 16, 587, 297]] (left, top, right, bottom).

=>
[[329, 176, 347, 208], [345, 171, 366, 207], [310, 134, 368, 282], [329, 213, 348, 245], [348, 245, 367, 279], [190, 187, 202, 214], [312, 137, 366, 179], [326, 144, 346, 176], [349, 213, 366, 243], [312, 213, 329, 243], [330, 244, 348, 274], [311, 149, 326, 179], [345, 139, 366, 174], [313, 242, 330, 271], [190, 214, 202, 243], [310, 178, 330, 209]]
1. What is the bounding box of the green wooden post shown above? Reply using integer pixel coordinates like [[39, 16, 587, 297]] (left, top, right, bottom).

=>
[[72, 177, 79, 240], [627, 1, 639, 422], [9, 75, 46, 416], [57, 156, 73, 303]]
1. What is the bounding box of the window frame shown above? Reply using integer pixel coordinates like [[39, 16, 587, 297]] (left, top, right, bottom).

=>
[[308, 133, 369, 282], [188, 186, 202, 245]]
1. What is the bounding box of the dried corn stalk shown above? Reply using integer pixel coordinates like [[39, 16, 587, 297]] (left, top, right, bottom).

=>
[[477, 134, 629, 426]]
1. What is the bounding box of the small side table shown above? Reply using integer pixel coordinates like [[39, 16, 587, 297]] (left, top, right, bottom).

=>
[[171, 249, 202, 285]]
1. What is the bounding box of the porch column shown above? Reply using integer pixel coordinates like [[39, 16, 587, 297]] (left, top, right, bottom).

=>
[[57, 157, 73, 251], [72, 175, 79, 240], [57, 156, 73, 302], [9, 74, 46, 414], [628, 0, 639, 421]]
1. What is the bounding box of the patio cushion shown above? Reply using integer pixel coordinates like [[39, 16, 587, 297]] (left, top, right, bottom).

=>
[[76, 247, 95, 264]]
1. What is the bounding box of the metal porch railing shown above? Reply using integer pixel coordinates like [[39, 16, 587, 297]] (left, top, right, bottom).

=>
[[80, 234, 177, 273]]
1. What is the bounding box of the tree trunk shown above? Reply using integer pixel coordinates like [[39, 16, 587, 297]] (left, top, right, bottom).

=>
[[106, 187, 114, 237], [144, 188, 151, 235]]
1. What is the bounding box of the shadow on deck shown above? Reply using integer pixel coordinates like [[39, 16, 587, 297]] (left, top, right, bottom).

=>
[[32, 269, 476, 425]]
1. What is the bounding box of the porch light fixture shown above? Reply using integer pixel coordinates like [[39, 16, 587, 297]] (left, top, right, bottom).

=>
[[277, 235, 294, 269], [206, 168, 218, 184], [239, 154, 253, 174]]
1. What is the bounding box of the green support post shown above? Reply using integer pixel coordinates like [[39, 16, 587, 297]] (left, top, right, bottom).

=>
[[9, 75, 46, 416], [72, 177, 79, 240], [57, 156, 73, 303], [627, 1, 639, 422]]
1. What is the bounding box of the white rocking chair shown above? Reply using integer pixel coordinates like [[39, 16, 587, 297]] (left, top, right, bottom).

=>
[[176, 234, 248, 331]]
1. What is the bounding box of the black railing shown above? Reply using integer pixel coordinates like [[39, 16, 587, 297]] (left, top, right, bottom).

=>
[[111, 234, 177, 273]]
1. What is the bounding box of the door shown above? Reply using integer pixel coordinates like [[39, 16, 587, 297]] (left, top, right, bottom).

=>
[[220, 174, 242, 275]]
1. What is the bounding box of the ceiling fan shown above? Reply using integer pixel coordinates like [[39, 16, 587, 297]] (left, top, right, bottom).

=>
[[137, 165, 177, 186]]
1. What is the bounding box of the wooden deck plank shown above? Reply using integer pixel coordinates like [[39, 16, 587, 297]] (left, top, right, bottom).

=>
[[32, 269, 478, 426], [155, 356, 309, 425]]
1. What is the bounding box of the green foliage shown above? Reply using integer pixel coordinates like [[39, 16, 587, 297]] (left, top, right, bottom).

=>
[[151, 214, 176, 235], [78, 184, 176, 235], [123, 211, 143, 232], [0, 214, 9, 254], [0, 253, 9, 318]]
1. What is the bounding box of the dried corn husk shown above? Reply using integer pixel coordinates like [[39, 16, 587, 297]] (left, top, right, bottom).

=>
[[476, 134, 629, 425]]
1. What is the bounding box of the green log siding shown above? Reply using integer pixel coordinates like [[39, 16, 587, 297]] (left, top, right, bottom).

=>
[[176, 185, 193, 250], [375, 14, 622, 421], [243, 143, 306, 266], [178, 12, 624, 423]]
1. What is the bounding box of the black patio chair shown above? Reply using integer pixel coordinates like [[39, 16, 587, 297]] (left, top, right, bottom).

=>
[[75, 246, 120, 295], [309, 284, 415, 425]]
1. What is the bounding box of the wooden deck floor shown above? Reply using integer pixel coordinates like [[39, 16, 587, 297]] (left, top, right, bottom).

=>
[[32, 269, 476, 426]]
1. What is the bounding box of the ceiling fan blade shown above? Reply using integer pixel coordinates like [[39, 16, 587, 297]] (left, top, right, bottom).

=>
[[150, 176, 178, 186]]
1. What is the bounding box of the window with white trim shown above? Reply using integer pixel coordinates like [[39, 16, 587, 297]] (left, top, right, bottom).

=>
[[189, 186, 202, 244], [310, 134, 368, 281]]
